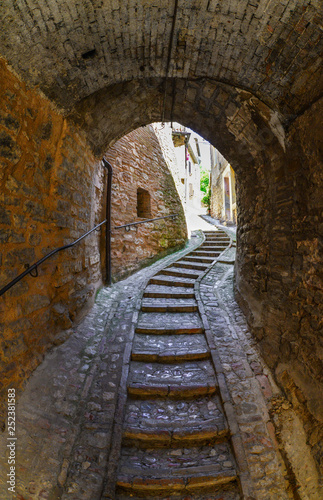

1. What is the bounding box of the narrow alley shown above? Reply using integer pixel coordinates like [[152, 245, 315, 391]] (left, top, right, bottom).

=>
[[1, 216, 309, 500], [1, 1, 322, 499]]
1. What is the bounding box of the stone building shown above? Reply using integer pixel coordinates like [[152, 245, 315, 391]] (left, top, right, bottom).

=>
[[154, 122, 202, 209], [210, 149, 237, 224], [0, 0, 322, 494], [105, 125, 187, 281]]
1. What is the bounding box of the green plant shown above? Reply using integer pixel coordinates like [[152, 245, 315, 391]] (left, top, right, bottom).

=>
[[200, 169, 209, 193], [201, 189, 211, 208]]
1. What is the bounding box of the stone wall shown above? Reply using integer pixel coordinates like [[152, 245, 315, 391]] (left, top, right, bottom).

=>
[[0, 63, 188, 422], [1, 0, 322, 483], [1, 1, 321, 119], [0, 60, 105, 418], [152, 123, 185, 204], [72, 76, 323, 449], [210, 150, 229, 220], [210, 160, 236, 225], [105, 125, 187, 281], [235, 97, 323, 472]]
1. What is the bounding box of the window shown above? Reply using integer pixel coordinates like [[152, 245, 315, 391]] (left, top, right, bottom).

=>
[[137, 187, 151, 218]]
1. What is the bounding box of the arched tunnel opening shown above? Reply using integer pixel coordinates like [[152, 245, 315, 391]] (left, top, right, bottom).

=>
[[0, 0, 322, 497]]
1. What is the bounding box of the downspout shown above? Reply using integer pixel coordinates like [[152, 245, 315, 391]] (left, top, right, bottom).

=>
[[102, 158, 113, 285]]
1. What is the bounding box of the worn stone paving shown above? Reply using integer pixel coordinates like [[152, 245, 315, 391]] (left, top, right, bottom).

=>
[[132, 334, 209, 360], [143, 284, 195, 298], [137, 312, 203, 333], [0, 223, 296, 500], [0, 235, 203, 500], [112, 229, 243, 500], [198, 243, 292, 499], [123, 396, 226, 434], [141, 297, 198, 310], [128, 360, 217, 390], [118, 442, 236, 475]]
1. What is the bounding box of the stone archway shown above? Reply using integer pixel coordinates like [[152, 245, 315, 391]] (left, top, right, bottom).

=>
[[0, 0, 322, 473], [69, 74, 323, 432]]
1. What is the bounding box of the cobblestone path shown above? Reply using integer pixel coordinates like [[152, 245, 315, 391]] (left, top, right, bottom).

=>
[[105, 230, 245, 499], [0, 225, 294, 500]]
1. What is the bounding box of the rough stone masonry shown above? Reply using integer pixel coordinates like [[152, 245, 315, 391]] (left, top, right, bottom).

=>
[[0, 0, 322, 485]]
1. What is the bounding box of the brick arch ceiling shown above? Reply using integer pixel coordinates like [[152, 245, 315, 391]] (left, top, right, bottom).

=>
[[0, 0, 322, 125], [71, 77, 285, 169]]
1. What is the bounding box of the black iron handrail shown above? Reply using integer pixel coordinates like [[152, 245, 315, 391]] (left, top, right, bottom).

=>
[[0, 213, 178, 297], [115, 214, 178, 230]]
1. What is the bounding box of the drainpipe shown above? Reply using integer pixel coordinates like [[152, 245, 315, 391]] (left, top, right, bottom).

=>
[[102, 158, 113, 285], [184, 134, 190, 208]]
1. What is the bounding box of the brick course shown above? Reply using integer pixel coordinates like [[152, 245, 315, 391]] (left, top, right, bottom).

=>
[[0, 1, 321, 115]]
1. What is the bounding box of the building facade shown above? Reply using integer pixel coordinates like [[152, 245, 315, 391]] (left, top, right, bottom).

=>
[[154, 123, 202, 210], [105, 125, 187, 281], [210, 149, 237, 225]]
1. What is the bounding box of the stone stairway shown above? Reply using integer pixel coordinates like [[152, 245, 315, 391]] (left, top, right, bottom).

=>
[[114, 230, 241, 499]]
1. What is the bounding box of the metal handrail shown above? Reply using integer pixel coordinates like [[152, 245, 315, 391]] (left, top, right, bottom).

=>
[[115, 214, 178, 230], [0, 213, 179, 297]]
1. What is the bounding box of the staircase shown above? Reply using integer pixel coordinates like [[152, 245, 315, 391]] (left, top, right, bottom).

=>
[[114, 230, 241, 499]]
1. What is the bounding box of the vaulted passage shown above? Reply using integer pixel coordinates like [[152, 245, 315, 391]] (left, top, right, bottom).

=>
[[0, 1, 322, 498]]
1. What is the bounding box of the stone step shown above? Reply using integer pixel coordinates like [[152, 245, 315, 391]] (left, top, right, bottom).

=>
[[127, 360, 217, 398], [205, 232, 228, 236], [205, 235, 229, 238], [198, 248, 226, 253], [201, 242, 229, 247], [204, 242, 229, 246], [158, 267, 202, 279], [143, 284, 195, 299], [201, 241, 228, 245], [173, 260, 209, 271], [183, 255, 216, 264], [149, 275, 195, 288], [132, 334, 209, 363], [205, 236, 229, 239], [123, 396, 228, 448], [203, 238, 227, 241], [204, 242, 228, 246], [116, 443, 237, 496], [116, 484, 241, 499], [141, 298, 198, 313], [191, 250, 221, 257], [136, 312, 203, 335], [205, 241, 229, 244]]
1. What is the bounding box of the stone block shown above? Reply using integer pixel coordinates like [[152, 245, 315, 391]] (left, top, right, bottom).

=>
[[40, 120, 52, 140], [0, 207, 10, 225], [23, 294, 51, 315], [0, 111, 20, 131], [41, 153, 54, 171], [0, 130, 21, 161]]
